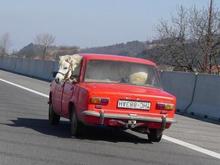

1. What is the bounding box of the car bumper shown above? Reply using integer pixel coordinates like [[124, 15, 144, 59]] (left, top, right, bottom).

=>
[[82, 110, 176, 129]]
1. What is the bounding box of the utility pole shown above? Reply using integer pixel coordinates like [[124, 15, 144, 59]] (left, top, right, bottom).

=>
[[204, 0, 213, 73]]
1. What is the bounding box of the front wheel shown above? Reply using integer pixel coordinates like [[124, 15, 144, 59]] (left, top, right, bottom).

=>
[[70, 110, 84, 137], [148, 129, 163, 142], [48, 104, 60, 125]]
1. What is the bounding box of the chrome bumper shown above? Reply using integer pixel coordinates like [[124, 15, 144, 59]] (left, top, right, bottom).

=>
[[82, 110, 176, 129]]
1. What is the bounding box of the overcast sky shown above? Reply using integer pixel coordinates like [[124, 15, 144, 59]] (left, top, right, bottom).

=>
[[0, 0, 219, 51]]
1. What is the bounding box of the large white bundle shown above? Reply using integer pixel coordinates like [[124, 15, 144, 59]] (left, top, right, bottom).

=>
[[129, 72, 148, 85]]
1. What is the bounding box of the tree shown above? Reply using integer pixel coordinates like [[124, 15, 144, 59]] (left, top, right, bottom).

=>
[[0, 33, 11, 56], [189, 0, 220, 73], [34, 33, 55, 60], [153, 1, 220, 73], [155, 6, 197, 71]]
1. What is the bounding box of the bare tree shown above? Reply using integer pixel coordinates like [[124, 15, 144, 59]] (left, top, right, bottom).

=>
[[0, 33, 11, 56], [156, 6, 196, 71], [189, 0, 220, 73], [34, 33, 55, 60], [154, 1, 220, 73]]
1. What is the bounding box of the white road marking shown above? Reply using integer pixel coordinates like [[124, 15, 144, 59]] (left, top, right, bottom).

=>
[[0, 77, 220, 160], [163, 135, 220, 160], [0, 78, 49, 98]]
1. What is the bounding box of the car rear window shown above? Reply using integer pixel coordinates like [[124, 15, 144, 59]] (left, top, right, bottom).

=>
[[84, 60, 162, 88]]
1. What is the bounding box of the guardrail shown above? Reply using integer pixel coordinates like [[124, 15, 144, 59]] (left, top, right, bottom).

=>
[[160, 71, 197, 113], [0, 56, 219, 121], [0, 57, 58, 81]]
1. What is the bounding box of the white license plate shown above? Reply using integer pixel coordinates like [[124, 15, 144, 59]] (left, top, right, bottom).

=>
[[117, 100, 151, 110]]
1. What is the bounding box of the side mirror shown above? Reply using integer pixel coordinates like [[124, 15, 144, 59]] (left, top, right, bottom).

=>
[[52, 71, 58, 78]]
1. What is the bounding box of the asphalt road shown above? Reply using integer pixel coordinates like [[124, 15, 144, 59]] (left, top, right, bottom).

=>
[[0, 70, 220, 165]]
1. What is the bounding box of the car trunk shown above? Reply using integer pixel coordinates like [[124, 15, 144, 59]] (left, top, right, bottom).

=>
[[81, 83, 175, 115]]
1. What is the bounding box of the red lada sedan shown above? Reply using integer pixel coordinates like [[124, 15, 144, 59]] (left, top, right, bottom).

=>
[[49, 54, 176, 142]]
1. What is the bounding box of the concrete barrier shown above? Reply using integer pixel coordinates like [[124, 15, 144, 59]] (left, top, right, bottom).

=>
[[0, 57, 16, 71], [0, 57, 2, 68], [21, 58, 31, 75], [188, 74, 220, 121], [161, 71, 197, 113], [41, 60, 55, 80], [0, 57, 57, 81], [14, 58, 24, 74]]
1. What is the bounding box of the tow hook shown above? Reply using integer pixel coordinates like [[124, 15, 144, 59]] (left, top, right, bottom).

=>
[[99, 110, 105, 125], [161, 115, 167, 130], [127, 120, 137, 129]]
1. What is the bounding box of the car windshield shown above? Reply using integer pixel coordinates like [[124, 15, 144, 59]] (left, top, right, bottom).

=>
[[84, 60, 161, 88]]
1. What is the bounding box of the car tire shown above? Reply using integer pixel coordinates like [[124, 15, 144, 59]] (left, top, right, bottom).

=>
[[70, 110, 84, 137], [148, 129, 162, 142], [48, 104, 60, 125]]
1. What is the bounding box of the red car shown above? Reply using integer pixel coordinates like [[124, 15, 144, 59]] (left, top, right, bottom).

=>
[[49, 54, 176, 142]]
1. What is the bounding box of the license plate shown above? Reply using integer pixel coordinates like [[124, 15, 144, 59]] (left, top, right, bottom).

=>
[[117, 100, 151, 110]]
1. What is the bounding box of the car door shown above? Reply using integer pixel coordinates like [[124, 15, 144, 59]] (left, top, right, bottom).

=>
[[52, 81, 65, 114], [61, 63, 82, 116], [61, 82, 75, 116]]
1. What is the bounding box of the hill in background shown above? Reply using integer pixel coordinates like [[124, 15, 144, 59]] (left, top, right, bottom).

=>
[[80, 41, 146, 57], [12, 39, 176, 71], [15, 43, 79, 60]]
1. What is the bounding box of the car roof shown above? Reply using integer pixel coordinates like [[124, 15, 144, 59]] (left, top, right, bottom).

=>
[[79, 53, 156, 66]]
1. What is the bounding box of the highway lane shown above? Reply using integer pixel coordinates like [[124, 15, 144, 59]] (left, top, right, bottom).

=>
[[0, 70, 220, 165]]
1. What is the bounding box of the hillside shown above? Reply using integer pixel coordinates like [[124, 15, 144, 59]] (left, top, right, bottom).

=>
[[12, 40, 177, 72], [80, 41, 147, 57], [15, 43, 79, 60], [14, 40, 167, 63]]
